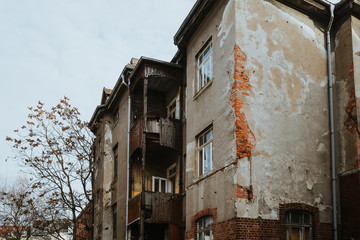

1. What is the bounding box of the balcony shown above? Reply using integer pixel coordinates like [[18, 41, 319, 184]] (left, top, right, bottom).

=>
[[127, 192, 183, 225], [129, 117, 180, 157]]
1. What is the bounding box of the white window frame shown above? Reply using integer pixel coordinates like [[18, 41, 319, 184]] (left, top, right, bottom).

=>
[[196, 41, 213, 93], [197, 216, 213, 240], [197, 128, 213, 176], [152, 176, 172, 193], [167, 93, 180, 120]]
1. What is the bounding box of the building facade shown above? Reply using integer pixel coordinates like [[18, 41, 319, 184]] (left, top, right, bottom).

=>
[[89, 0, 360, 239]]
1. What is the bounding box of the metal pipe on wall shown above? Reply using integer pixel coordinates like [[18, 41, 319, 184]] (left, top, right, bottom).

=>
[[325, 3, 338, 240]]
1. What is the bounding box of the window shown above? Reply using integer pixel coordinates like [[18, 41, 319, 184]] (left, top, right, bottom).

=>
[[167, 94, 180, 119], [113, 144, 118, 179], [198, 128, 213, 176], [286, 211, 312, 240], [197, 216, 213, 240], [113, 110, 119, 127], [196, 41, 213, 92], [167, 163, 176, 194], [168, 98, 177, 119], [167, 163, 176, 179], [152, 176, 172, 193], [112, 204, 117, 239]]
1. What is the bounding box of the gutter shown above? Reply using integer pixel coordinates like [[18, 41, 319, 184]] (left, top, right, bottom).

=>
[[325, 3, 338, 240]]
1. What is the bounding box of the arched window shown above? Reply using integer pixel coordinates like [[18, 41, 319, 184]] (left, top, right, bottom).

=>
[[286, 211, 312, 240], [197, 216, 213, 240]]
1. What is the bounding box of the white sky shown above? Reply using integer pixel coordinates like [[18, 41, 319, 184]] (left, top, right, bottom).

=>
[[0, 0, 195, 181]]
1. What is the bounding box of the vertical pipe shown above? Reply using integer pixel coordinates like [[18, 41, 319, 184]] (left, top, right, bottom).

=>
[[140, 78, 148, 240], [125, 81, 131, 240], [326, 4, 338, 240]]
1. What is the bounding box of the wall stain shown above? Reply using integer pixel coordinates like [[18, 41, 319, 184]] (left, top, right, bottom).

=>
[[230, 44, 256, 161]]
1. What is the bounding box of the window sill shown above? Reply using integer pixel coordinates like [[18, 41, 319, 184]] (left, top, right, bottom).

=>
[[193, 79, 213, 100]]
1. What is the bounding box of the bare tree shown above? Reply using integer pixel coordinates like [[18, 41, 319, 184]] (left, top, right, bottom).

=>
[[6, 97, 94, 240], [0, 179, 37, 240]]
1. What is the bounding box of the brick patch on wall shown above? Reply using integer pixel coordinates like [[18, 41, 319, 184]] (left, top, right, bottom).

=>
[[340, 171, 360, 239], [186, 204, 332, 240], [236, 185, 253, 200]]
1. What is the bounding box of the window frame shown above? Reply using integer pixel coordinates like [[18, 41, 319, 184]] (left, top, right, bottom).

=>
[[196, 39, 213, 93], [285, 211, 312, 240], [113, 110, 119, 128], [197, 127, 213, 176], [152, 176, 172, 193], [197, 216, 213, 240], [113, 144, 118, 179]]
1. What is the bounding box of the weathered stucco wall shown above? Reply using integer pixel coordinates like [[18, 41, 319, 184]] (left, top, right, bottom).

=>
[[185, 0, 237, 230], [234, 0, 332, 222], [102, 116, 114, 240], [91, 115, 115, 240], [93, 126, 104, 240], [185, 0, 334, 231], [335, 18, 358, 174], [111, 92, 129, 240], [93, 90, 129, 240]]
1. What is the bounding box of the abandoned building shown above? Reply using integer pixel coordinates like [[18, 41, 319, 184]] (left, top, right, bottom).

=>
[[89, 0, 360, 239]]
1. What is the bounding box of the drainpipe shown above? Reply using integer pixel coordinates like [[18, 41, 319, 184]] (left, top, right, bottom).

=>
[[125, 76, 131, 240], [325, 4, 338, 240]]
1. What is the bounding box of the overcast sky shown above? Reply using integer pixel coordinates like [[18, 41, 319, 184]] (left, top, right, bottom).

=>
[[0, 0, 195, 181], [0, 0, 342, 181]]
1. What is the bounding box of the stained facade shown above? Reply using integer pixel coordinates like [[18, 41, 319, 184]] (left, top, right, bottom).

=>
[[89, 0, 360, 239]]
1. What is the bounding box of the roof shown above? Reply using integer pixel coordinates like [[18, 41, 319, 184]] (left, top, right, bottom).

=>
[[128, 56, 183, 82], [88, 63, 134, 130]]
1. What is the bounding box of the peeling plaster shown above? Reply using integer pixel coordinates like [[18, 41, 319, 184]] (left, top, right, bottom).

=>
[[317, 143, 326, 152], [234, 159, 251, 187], [186, 141, 196, 174], [232, 1, 330, 221], [218, 0, 235, 47], [235, 0, 327, 116], [353, 28, 360, 97]]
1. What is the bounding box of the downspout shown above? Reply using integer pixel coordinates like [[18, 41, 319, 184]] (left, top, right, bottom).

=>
[[125, 76, 131, 240], [326, 4, 338, 240]]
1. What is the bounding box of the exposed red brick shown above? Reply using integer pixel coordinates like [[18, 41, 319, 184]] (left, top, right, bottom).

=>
[[237, 185, 253, 200], [230, 45, 255, 161]]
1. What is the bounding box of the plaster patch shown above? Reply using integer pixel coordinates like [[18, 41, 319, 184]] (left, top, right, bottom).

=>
[[104, 123, 112, 142], [352, 29, 360, 97], [234, 159, 251, 186], [317, 143, 326, 152], [305, 178, 314, 191], [217, 0, 235, 47], [187, 140, 196, 152]]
